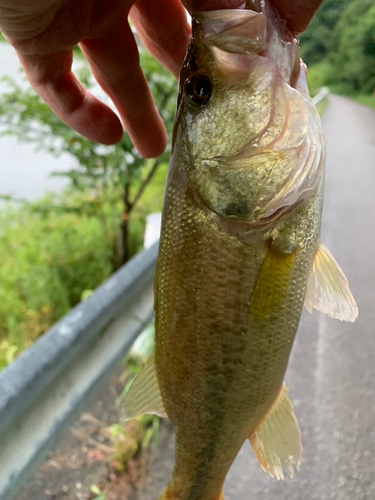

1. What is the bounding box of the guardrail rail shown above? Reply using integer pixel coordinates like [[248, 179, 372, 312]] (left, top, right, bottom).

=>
[[312, 86, 330, 107], [0, 242, 158, 500]]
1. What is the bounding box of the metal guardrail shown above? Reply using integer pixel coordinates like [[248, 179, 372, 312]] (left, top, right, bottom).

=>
[[0, 242, 158, 500], [312, 86, 330, 106]]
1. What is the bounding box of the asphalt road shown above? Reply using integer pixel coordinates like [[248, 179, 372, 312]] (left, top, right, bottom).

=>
[[142, 95, 375, 500]]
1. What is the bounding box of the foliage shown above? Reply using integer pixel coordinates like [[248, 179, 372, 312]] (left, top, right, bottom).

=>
[[0, 195, 117, 369], [0, 50, 175, 366], [109, 414, 160, 471], [90, 486, 107, 500], [299, 0, 352, 65], [301, 0, 375, 99], [0, 162, 168, 370], [306, 61, 334, 96], [316, 97, 328, 118], [0, 51, 177, 265], [109, 352, 160, 471], [354, 94, 375, 109], [328, 0, 375, 94], [85, 348, 160, 497]]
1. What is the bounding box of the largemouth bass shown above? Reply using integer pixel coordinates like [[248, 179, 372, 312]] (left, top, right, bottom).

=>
[[126, 1, 358, 498]]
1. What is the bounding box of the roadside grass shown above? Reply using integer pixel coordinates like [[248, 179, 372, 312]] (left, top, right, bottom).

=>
[[327, 84, 375, 110], [316, 98, 328, 117], [0, 199, 117, 369], [306, 62, 375, 114], [307, 61, 333, 97], [83, 348, 161, 500], [0, 164, 167, 370], [353, 94, 375, 109]]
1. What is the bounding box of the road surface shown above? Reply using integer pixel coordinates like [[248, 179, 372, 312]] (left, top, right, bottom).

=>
[[141, 95, 375, 500]]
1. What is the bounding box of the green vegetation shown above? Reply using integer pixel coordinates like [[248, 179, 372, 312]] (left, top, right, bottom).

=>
[[328, 0, 375, 94], [299, 0, 353, 65], [90, 486, 107, 500], [0, 52, 176, 369], [316, 97, 328, 117], [0, 196, 114, 368], [354, 94, 375, 108], [301, 0, 375, 101], [84, 348, 160, 498], [0, 52, 176, 265], [0, 163, 167, 369], [110, 350, 160, 469], [306, 61, 332, 97]]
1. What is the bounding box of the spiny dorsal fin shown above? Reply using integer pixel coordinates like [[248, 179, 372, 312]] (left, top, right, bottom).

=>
[[249, 384, 302, 480], [124, 351, 167, 420], [304, 242, 358, 322]]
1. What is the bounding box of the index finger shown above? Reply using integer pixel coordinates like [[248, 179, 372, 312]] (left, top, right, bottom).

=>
[[270, 0, 323, 34], [80, 18, 167, 158], [16, 49, 124, 146]]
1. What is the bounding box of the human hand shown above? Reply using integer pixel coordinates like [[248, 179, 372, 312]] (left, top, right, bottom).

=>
[[0, 0, 189, 157], [180, 0, 323, 35], [0, 0, 322, 158]]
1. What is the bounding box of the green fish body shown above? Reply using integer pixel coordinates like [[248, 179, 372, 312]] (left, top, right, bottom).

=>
[[126, 2, 358, 499]]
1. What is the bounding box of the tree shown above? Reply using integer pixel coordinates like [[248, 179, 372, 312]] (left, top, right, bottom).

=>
[[0, 51, 177, 266], [299, 0, 352, 65], [328, 0, 375, 93]]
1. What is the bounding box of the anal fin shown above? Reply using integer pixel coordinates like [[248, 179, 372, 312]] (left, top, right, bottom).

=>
[[249, 384, 302, 480], [124, 351, 167, 420], [304, 242, 358, 322]]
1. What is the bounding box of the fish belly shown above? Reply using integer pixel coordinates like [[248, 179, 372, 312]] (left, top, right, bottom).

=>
[[155, 170, 323, 498]]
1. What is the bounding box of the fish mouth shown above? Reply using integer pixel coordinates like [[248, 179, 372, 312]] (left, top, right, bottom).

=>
[[191, 2, 299, 87], [182, 2, 325, 233], [192, 8, 268, 56]]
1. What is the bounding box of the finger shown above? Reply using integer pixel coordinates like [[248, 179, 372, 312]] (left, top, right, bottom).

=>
[[130, 0, 191, 79], [183, 0, 322, 35], [182, 0, 245, 13], [269, 0, 323, 35], [16, 49, 124, 145], [80, 19, 167, 158]]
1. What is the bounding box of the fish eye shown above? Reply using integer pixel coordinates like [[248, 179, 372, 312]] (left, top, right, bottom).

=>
[[185, 75, 211, 105]]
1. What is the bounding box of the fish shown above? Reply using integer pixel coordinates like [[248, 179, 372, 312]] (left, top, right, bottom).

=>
[[125, 1, 358, 498]]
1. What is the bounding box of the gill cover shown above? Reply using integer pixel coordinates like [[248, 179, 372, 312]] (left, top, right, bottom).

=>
[[178, 3, 325, 225]]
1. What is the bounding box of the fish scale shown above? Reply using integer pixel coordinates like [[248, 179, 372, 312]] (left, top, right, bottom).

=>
[[125, 2, 357, 497], [155, 164, 323, 498]]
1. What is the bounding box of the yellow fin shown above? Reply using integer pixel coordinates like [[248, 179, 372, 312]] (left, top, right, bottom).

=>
[[249, 384, 302, 480], [250, 242, 297, 324], [124, 351, 167, 419], [304, 242, 358, 322]]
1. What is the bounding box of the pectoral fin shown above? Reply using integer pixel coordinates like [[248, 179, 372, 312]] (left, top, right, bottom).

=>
[[250, 242, 297, 325], [249, 384, 302, 480], [304, 242, 358, 322], [124, 351, 167, 419]]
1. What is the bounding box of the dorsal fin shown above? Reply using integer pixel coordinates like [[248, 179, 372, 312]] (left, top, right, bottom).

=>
[[304, 242, 358, 322], [249, 384, 302, 480], [124, 351, 167, 420]]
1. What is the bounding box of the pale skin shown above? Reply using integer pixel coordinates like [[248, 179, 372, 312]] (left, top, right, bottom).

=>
[[0, 0, 323, 158]]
